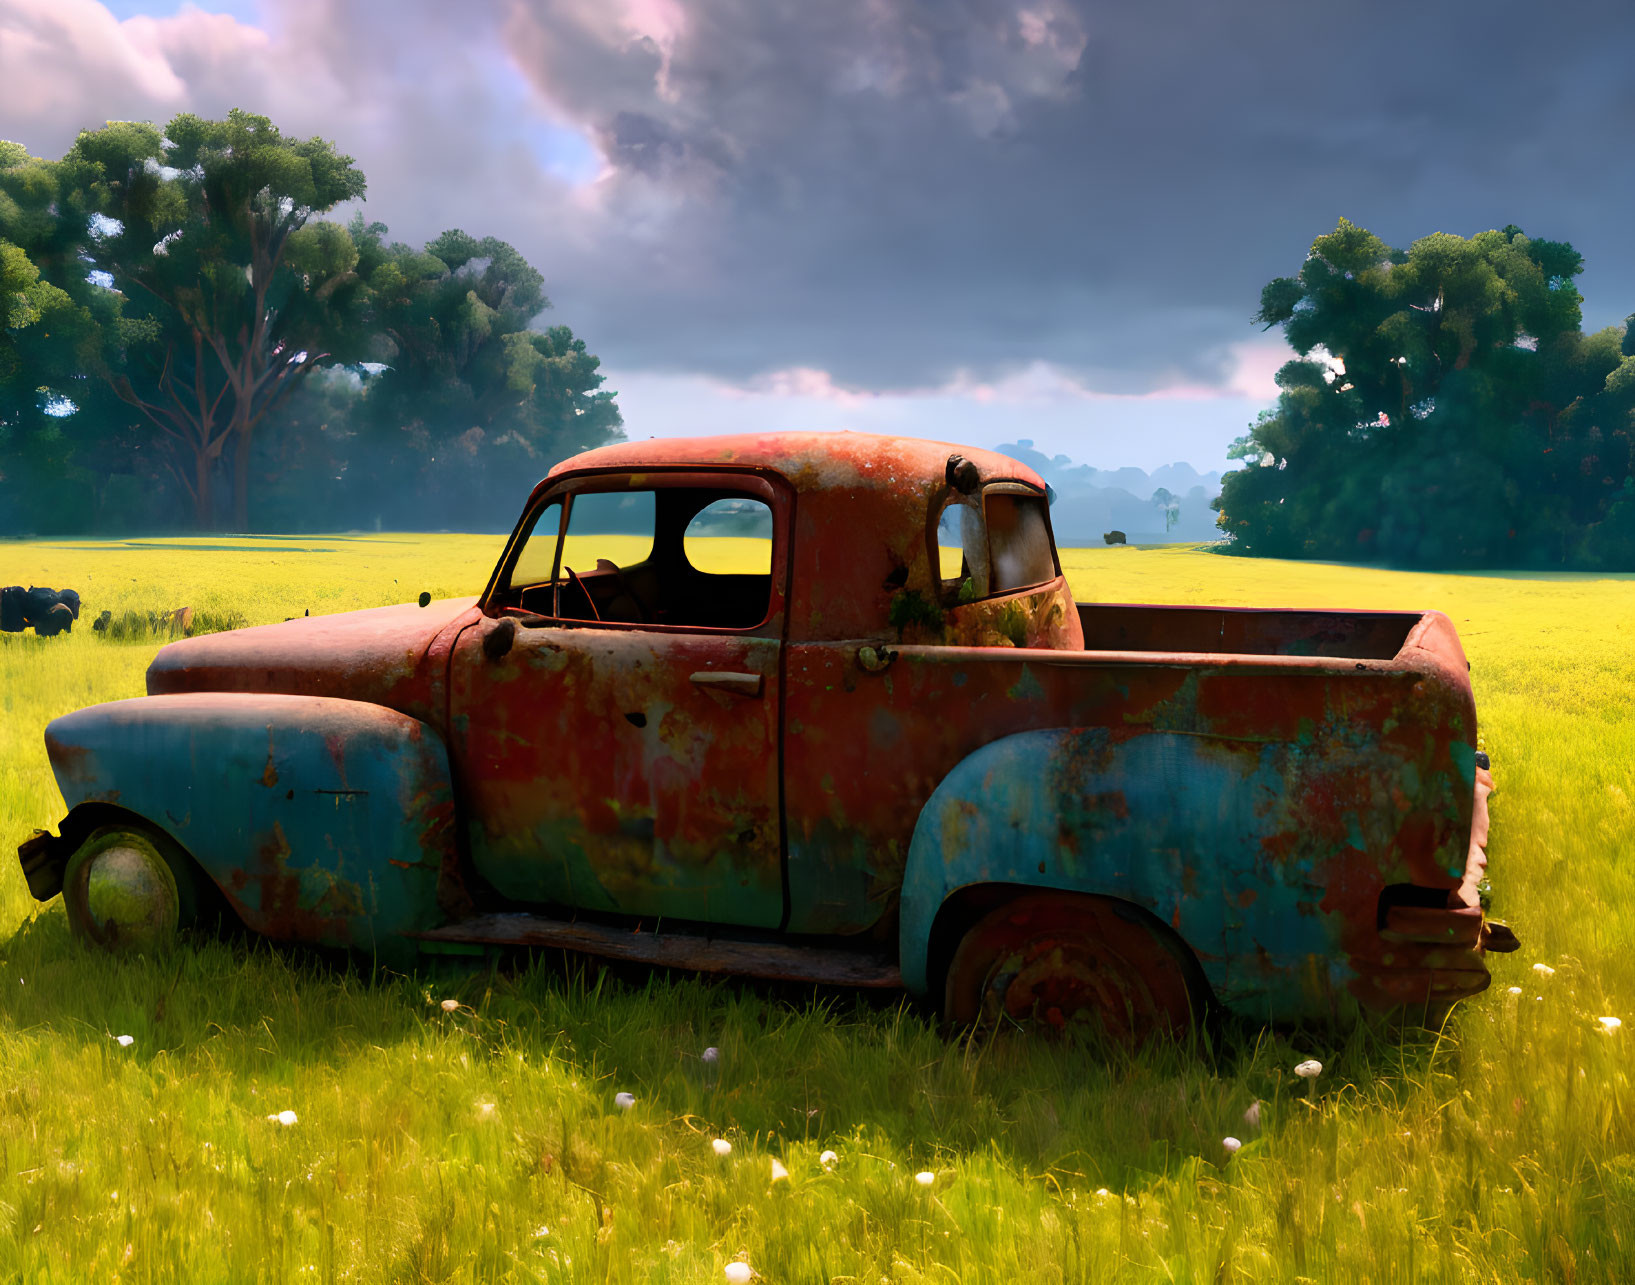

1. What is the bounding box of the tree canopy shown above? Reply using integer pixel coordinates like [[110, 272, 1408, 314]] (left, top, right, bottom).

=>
[[1218, 219, 1635, 568], [0, 112, 622, 535]]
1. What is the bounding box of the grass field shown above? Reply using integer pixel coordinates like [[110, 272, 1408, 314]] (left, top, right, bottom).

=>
[[1, 534, 1633, 1283]]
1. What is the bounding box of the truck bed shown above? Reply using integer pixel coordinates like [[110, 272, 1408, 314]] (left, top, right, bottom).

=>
[[1077, 603, 1424, 660]]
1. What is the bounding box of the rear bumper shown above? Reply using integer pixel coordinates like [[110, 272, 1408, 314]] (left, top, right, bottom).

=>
[[1353, 754, 1519, 1011]]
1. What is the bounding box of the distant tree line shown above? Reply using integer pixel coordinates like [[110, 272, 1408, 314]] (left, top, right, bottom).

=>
[[0, 110, 622, 535], [1217, 219, 1635, 569]]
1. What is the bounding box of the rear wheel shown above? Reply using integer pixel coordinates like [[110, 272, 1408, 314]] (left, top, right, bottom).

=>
[[62, 825, 197, 954], [943, 892, 1201, 1041]]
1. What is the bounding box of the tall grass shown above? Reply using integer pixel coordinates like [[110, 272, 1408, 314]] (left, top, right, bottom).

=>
[[0, 534, 1630, 1282]]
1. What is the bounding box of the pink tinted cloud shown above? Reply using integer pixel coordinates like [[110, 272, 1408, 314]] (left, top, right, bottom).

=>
[[0, 0, 278, 150], [712, 344, 1292, 408], [0, 0, 193, 118]]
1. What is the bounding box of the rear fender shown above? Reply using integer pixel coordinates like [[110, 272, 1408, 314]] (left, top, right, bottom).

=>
[[41, 693, 457, 965], [898, 726, 1429, 1020]]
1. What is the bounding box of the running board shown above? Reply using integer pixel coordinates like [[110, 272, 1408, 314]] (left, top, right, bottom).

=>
[[408, 913, 904, 989]]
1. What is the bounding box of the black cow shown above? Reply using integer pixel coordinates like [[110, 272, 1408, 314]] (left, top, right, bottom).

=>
[[2, 586, 82, 636]]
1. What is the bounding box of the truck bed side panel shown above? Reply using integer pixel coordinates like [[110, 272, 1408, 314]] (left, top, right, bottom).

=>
[[783, 643, 1477, 951]]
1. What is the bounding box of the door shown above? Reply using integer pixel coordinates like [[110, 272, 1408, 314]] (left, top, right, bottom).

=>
[[449, 472, 789, 929]]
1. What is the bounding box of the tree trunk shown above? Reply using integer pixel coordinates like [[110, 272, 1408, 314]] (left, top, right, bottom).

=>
[[232, 427, 252, 532], [194, 445, 215, 530]]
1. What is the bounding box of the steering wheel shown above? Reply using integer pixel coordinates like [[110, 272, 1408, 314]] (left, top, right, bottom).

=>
[[595, 558, 651, 623], [563, 566, 601, 622]]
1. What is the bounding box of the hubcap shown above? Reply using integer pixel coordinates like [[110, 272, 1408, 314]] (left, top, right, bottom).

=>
[[76, 837, 180, 953], [982, 939, 1155, 1037], [945, 894, 1199, 1041]]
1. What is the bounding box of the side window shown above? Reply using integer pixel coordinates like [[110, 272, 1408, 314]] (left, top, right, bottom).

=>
[[509, 499, 563, 587], [561, 490, 657, 572], [502, 484, 778, 630], [683, 498, 773, 575], [935, 487, 1055, 602], [673, 494, 774, 627]]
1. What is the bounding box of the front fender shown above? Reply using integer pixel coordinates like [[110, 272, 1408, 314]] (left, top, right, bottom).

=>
[[43, 693, 457, 964], [898, 727, 1395, 1019]]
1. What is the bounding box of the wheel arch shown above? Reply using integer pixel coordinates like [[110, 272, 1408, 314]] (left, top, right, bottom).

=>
[[897, 725, 1297, 1005], [34, 801, 243, 929]]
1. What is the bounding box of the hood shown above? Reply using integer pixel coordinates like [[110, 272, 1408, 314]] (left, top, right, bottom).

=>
[[146, 597, 480, 726]]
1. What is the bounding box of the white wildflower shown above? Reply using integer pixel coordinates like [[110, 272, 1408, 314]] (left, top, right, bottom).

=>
[[1599, 1016, 1622, 1033], [915, 1170, 935, 1187], [114, 1034, 134, 1048], [1293, 1059, 1323, 1079], [1532, 963, 1556, 978], [267, 1110, 298, 1127], [1222, 1136, 1242, 1154], [440, 998, 460, 1013], [819, 1149, 838, 1171], [770, 1158, 788, 1183], [702, 1046, 720, 1063], [712, 1138, 732, 1157], [1506, 986, 1522, 995], [1242, 1100, 1261, 1130], [614, 1092, 636, 1111], [724, 1264, 753, 1284], [476, 1102, 495, 1120]]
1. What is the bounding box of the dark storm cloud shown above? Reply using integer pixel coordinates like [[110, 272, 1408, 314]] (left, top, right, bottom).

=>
[[4, 0, 1633, 396], [501, 0, 1635, 390]]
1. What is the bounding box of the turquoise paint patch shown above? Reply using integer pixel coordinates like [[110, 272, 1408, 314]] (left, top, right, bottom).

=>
[[1005, 665, 1044, 703], [899, 728, 1350, 1020], [1449, 740, 1477, 789], [46, 695, 453, 966]]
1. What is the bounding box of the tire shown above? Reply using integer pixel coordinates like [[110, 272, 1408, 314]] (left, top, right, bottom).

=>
[[942, 892, 1202, 1042], [61, 825, 198, 954]]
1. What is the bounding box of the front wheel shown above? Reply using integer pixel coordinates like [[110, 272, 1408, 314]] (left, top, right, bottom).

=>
[[62, 825, 198, 954], [943, 892, 1203, 1042]]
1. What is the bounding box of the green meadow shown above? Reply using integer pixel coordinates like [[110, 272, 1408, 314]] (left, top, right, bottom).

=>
[[0, 534, 1632, 1283]]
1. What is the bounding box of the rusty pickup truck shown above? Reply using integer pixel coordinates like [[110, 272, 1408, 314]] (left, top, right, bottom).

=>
[[17, 433, 1515, 1036]]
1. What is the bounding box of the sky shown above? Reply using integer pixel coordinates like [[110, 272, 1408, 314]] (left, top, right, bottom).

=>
[[3, 0, 1634, 471]]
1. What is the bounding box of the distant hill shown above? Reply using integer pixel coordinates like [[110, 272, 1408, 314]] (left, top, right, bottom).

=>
[[993, 440, 1224, 545]]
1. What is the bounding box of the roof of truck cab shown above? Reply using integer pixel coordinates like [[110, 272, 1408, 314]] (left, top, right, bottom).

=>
[[543, 432, 1045, 496]]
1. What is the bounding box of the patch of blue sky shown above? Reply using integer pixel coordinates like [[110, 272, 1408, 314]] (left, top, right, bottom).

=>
[[522, 118, 602, 186], [98, 0, 261, 21], [492, 61, 602, 186]]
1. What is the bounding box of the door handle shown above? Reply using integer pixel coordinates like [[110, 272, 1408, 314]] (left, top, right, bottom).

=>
[[689, 671, 763, 697]]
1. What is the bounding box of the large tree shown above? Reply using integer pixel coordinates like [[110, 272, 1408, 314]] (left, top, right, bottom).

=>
[[2, 116, 624, 535], [58, 110, 368, 529], [1218, 220, 1633, 567], [340, 220, 623, 528], [0, 140, 136, 532]]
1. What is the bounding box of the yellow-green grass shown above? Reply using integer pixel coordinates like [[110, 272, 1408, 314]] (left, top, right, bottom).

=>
[[0, 534, 1631, 1283]]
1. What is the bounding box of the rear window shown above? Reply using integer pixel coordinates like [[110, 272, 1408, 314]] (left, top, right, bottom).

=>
[[936, 487, 1056, 600], [986, 493, 1055, 592]]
